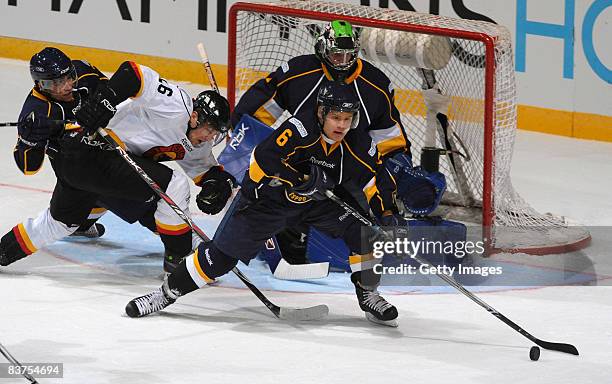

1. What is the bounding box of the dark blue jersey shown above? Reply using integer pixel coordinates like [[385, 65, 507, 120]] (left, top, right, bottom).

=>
[[243, 112, 397, 217], [232, 54, 410, 158], [14, 60, 107, 175]]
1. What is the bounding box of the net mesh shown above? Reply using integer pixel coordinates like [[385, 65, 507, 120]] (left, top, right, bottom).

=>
[[229, 0, 590, 253]]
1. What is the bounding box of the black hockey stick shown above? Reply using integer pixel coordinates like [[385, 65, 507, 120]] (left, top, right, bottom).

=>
[[0, 119, 70, 127], [325, 190, 579, 355], [96, 127, 327, 321], [0, 343, 39, 383]]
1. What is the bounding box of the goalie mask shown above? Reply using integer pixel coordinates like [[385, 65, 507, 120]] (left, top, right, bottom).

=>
[[29, 47, 77, 96], [191, 90, 231, 146], [316, 81, 360, 130], [315, 20, 360, 73]]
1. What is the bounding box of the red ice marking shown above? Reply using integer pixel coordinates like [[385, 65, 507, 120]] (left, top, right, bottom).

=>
[[0, 182, 52, 194]]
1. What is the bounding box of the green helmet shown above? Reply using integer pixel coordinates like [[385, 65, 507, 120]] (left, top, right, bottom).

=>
[[315, 20, 360, 72]]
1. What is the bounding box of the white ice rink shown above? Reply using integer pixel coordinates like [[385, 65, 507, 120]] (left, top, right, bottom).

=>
[[1, 57, 611, 384]]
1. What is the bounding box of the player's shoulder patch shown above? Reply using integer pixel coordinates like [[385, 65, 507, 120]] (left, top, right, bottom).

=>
[[288, 117, 308, 138], [281, 61, 290, 73]]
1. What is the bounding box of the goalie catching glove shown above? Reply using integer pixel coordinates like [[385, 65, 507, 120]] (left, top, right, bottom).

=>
[[196, 166, 236, 215], [386, 152, 446, 216]]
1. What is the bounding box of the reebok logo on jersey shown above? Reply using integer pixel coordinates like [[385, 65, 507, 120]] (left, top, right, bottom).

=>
[[80, 135, 113, 151], [289, 117, 308, 138], [181, 137, 194, 152], [310, 157, 335, 169], [281, 62, 289, 73]]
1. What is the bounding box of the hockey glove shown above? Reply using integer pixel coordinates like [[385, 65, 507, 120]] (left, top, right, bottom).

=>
[[291, 164, 335, 201], [18, 112, 65, 147], [386, 152, 447, 216], [196, 166, 236, 215], [75, 83, 119, 134]]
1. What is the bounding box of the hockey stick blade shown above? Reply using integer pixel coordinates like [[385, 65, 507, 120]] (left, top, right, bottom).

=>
[[534, 339, 579, 355], [273, 258, 329, 280], [278, 304, 329, 321]]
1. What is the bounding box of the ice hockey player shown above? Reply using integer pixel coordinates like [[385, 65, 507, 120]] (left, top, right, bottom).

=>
[[126, 82, 403, 327], [231, 20, 443, 265], [0, 49, 235, 274], [9, 47, 109, 238]]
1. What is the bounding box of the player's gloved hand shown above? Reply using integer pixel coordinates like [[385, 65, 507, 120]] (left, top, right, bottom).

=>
[[17, 112, 65, 147], [379, 211, 406, 227], [292, 164, 335, 201], [196, 166, 236, 215], [75, 83, 119, 135]]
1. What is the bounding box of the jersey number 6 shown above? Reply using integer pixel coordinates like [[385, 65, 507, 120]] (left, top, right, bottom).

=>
[[276, 129, 292, 147]]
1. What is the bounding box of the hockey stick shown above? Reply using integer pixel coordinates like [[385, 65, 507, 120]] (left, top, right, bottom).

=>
[[196, 43, 220, 94], [1, 119, 71, 127], [325, 190, 579, 355], [95, 127, 327, 321], [0, 343, 39, 383], [416, 68, 476, 207]]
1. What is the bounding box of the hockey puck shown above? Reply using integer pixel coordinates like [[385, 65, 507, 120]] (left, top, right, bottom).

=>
[[529, 346, 540, 361]]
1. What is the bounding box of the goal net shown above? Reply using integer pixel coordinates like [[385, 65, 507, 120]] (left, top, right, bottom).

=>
[[227, 0, 591, 255]]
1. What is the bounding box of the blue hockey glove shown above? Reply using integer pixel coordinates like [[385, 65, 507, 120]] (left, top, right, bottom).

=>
[[386, 152, 446, 216]]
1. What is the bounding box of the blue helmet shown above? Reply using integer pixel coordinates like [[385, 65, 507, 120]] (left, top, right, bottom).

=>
[[29, 47, 77, 91], [316, 81, 361, 129]]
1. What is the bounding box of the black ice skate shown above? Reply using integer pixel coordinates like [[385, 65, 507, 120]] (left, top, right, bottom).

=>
[[351, 272, 398, 327], [71, 223, 106, 238], [0, 245, 27, 266], [0, 231, 29, 266], [125, 277, 180, 318]]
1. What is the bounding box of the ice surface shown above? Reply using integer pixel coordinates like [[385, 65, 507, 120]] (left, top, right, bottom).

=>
[[1, 58, 611, 383]]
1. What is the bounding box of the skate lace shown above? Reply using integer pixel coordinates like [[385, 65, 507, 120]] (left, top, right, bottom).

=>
[[363, 290, 392, 313], [134, 288, 171, 315]]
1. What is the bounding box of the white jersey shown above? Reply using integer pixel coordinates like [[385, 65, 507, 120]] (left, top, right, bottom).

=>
[[108, 64, 217, 183]]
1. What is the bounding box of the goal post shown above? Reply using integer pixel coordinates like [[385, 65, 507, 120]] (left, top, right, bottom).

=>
[[227, 0, 591, 255]]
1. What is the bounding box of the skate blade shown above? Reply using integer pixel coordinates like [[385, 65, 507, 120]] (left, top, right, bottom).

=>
[[365, 312, 398, 327]]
